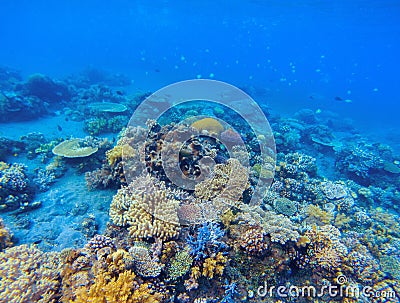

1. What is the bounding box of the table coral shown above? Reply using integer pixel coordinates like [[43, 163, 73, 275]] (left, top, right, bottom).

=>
[[52, 138, 98, 158]]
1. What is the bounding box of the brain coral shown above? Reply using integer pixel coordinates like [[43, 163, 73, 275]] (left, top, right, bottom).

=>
[[110, 175, 180, 241], [190, 117, 224, 135]]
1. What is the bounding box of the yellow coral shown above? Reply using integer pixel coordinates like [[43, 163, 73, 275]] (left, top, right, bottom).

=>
[[106, 144, 137, 167], [334, 213, 352, 229], [72, 270, 163, 303], [201, 252, 228, 279], [191, 117, 224, 135], [195, 158, 249, 210], [191, 266, 201, 279], [305, 205, 333, 225], [0, 245, 62, 303], [110, 175, 180, 241], [106, 145, 123, 166]]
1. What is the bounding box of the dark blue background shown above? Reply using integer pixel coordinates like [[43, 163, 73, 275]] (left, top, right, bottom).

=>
[[1, 1, 399, 133]]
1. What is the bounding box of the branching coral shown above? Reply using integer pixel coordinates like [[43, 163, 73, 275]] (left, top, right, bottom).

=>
[[201, 252, 228, 279], [262, 210, 300, 244], [72, 270, 164, 303], [305, 204, 333, 226], [304, 225, 348, 272], [109, 175, 180, 241], [0, 245, 62, 303], [186, 222, 226, 260], [238, 225, 270, 255]]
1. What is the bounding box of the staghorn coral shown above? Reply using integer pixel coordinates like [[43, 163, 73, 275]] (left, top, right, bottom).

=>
[[186, 222, 226, 260], [109, 174, 180, 241], [0, 244, 62, 303], [190, 117, 224, 135]]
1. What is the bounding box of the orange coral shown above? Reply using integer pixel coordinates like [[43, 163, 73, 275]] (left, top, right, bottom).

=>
[[191, 117, 224, 135]]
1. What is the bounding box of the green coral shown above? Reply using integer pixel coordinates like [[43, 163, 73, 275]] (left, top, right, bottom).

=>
[[380, 255, 400, 280], [273, 197, 297, 217], [167, 248, 193, 280]]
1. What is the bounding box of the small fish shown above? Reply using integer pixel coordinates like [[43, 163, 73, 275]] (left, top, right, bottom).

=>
[[57, 125, 63, 131], [65, 117, 69, 122], [334, 96, 343, 101], [116, 90, 123, 96], [154, 68, 160, 73]]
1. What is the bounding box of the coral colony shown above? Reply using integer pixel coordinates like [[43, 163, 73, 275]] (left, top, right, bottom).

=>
[[0, 68, 399, 303]]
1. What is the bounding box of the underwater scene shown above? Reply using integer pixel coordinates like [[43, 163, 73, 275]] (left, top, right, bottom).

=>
[[0, 1, 400, 302]]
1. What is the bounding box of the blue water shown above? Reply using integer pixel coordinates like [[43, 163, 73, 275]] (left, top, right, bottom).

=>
[[1, 1, 399, 134]]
